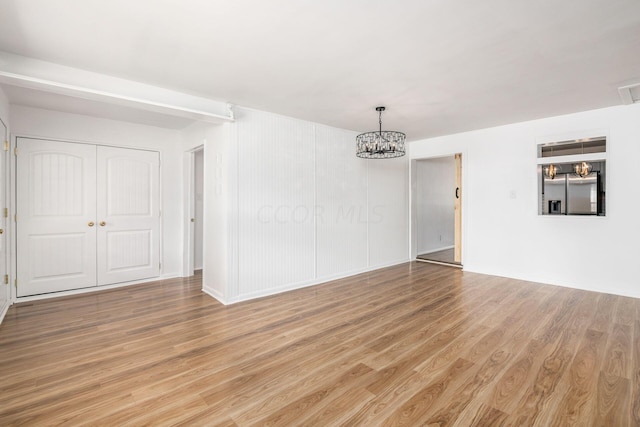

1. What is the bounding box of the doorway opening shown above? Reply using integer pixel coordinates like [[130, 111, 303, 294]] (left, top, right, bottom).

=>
[[193, 148, 204, 273], [185, 146, 204, 277], [411, 153, 462, 268]]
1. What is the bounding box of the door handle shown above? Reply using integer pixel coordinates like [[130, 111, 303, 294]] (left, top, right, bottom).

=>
[[455, 187, 460, 199], [99, 221, 106, 226], [88, 222, 95, 227]]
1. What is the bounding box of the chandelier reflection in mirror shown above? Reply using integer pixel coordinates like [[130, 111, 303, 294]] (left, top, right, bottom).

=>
[[356, 106, 406, 159], [543, 164, 558, 179], [573, 161, 593, 178]]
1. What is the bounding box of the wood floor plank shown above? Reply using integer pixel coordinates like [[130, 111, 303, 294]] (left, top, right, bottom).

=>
[[419, 349, 512, 426], [633, 319, 640, 425], [363, 292, 497, 371], [412, 322, 490, 378], [595, 372, 630, 426], [501, 289, 595, 426], [379, 357, 475, 426], [0, 263, 638, 426], [548, 328, 607, 426], [221, 344, 376, 422], [602, 323, 632, 379], [363, 275, 517, 372], [345, 368, 431, 424], [242, 363, 375, 426], [299, 386, 375, 426], [421, 302, 543, 425], [481, 289, 577, 416], [487, 338, 548, 415], [614, 296, 636, 327], [453, 401, 508, 427], [590, 293, 618, 333]]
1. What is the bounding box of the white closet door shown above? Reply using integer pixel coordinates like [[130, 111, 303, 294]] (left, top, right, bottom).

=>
[[16, 138, 97, 297], [97, 146, 160, 285]]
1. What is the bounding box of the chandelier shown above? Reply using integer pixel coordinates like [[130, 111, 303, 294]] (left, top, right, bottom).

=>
[[543, 164, 558, 179], [573, 161, 592, 178], [356, 106, 406, 159]]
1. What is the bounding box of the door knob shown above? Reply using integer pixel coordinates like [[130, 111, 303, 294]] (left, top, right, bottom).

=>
[[0, 229, 3, 234], [99, 221, 106, 226], [88, 222, 95, 227]]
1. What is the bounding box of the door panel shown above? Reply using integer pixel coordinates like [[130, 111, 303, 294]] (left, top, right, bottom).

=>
[[97, 146, 160, 285], [17, 138, 97, 296]]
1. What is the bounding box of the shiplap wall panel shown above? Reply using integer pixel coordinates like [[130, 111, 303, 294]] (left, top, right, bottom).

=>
[[237, 110, 316, 296], [368, 157, 409, 267], [231, 108, 409, 302], [315, 126, 368, 278]]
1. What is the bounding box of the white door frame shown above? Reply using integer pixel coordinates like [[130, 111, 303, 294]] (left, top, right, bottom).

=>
[[410, 152, 466, 264], [182, 145, 204, 277], [0, 116, 8, 317]]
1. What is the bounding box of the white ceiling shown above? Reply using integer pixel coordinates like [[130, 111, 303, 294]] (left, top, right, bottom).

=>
[[0, 0, 639, 140]]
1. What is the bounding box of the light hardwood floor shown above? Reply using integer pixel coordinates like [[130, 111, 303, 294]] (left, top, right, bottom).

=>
[[0, 262, 638, 426]]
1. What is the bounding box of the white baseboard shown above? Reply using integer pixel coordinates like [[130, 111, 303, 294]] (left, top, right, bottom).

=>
[[219, 258, 410, 305], [462, 264, 640, 300], [0, 300, 9, 325], [202, 285, 226, 305], [13, 272, 181, 304]]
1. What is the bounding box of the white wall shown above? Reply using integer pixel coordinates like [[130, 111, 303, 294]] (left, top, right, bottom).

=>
[[181, 121, 231, 302], [315, 126, 367, 278], [10, 106, 184, 281], [236, 109, 316, 297], [410, 103, 640, 298], [223, 107, 408, 303], [368, 156, 409, 268], [0, 86, 8, 123], [415, 157, 455, 254], [5, 103, 409, 307]]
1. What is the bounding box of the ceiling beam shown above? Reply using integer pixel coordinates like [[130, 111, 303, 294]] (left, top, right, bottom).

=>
[[0, 51, 234, 124]]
